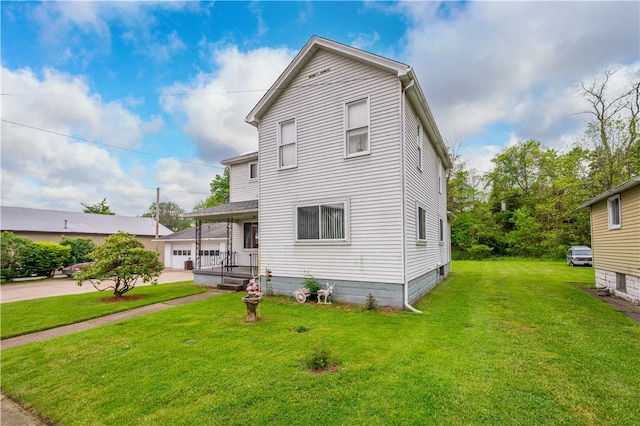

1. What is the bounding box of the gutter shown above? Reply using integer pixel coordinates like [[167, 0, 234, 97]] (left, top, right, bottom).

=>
[[401, 78, 422, 314]]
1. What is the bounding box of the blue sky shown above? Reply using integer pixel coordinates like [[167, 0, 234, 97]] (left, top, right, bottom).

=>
[[1, 1, 639, 217]]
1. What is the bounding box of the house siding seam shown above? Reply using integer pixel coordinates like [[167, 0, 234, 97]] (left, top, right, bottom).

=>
[[258, 49, 404, 284]]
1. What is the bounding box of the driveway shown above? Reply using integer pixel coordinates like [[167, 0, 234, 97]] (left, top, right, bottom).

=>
[[0, 269, 195, 303]]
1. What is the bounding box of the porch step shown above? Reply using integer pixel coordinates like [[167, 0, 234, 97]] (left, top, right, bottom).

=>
[[218, 277, 249, 292]]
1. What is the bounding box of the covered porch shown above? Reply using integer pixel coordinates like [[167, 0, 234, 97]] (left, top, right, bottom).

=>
[[184, 200, 259, 291]]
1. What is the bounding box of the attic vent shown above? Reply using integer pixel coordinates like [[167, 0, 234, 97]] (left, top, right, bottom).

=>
[[308, 68, 331, 79]]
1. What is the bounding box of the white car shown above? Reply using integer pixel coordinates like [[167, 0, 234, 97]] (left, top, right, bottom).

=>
[[566, 246, 593, 267]]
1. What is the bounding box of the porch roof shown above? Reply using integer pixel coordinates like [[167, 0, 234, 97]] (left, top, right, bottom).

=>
[[184, 200, 258, 221]]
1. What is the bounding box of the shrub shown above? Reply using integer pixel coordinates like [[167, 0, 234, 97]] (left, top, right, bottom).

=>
[[26, 241, 70, 278], [303, 340, 337, 372], [365, 293, 379, 310], [0, 231, 34, 281], [303, 273, 321, 294], [59, 236, 96, 265], [467, 244, 493, 260], [295, 325, 309, 333]]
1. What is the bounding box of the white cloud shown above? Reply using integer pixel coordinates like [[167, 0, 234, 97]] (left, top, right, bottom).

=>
[[160, 43, 296, 160], [1, 66, 164, 216], [399, 0, 640, 169]]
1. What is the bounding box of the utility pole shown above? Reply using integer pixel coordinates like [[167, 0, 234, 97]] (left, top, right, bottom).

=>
[[155, 187, 160, 254]]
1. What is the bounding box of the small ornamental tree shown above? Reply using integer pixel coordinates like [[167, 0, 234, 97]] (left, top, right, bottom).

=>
[[75, 232, 164, 297]]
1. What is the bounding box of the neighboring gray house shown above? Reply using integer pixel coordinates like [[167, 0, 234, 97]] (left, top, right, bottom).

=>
[[187, 36, 452, 309], [1, 206, 172, 263]]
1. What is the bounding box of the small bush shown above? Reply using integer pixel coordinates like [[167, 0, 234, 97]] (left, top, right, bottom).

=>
[[303, 273, 321, 294], [365, 293, 378, 310], [467, 244, 493, 260], [295, 325, 309, 333], [303, 340, 337, 372]]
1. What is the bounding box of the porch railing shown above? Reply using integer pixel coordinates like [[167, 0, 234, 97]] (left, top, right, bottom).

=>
[[198, 251, 237, 269]]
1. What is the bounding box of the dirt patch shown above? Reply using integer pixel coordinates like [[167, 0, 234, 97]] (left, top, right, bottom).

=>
[[98, 294, 145, 303]]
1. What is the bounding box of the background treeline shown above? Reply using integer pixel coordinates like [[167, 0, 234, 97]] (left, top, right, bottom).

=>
[[448, 70, 639, 259]]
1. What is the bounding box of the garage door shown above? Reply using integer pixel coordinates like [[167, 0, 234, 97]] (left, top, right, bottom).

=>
[[170, 244, 192, 269]]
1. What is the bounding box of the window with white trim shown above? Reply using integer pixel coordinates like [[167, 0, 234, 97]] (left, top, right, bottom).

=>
[[608, 194, 621, 229], [417, 206, 427, 242], [278, 119, 296, 168], [297, 202, 346, 241], [417, 124, 423, 171], [439, 218, 444, 243], [249, 162, 258, 180], [243, 222, 258, 249], [438, 159, 443, 194], [345, 98, 369, 156]]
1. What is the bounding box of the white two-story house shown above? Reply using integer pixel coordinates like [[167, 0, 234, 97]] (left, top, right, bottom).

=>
[[187, 36, 452, 309]]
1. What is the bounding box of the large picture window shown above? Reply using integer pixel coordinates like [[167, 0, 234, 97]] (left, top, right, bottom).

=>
[[608, 195, 621, 229], [345, 98, 369, 156], [244, 222, 258, 249], [417, 206, 427, 241], [278, 119, 296, 168], [297, 202, 346, 241]]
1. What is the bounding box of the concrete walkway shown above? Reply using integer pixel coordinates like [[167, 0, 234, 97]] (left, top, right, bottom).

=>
[[0, 288, 228, 425]]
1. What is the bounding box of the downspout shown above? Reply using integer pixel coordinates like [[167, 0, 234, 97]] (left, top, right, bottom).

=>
[[401, 78, 422, 314]]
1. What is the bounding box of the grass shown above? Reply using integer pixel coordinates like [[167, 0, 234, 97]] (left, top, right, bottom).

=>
[[0, 282, 206, 339], [1, 261, 639, 425]]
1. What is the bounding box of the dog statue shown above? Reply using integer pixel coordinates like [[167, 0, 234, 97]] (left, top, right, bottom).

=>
[[317, 283, 336, 304]]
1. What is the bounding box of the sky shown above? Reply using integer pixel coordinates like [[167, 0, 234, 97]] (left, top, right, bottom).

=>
[[1, 1, 639, 217]]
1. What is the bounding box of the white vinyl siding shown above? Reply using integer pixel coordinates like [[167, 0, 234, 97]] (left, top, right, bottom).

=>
[[404, 99, 450, 280], [278, 119, 297, 169], [229, 161, 258, 202], [345, 98, 370, 156], [257, 49, 403, 283]]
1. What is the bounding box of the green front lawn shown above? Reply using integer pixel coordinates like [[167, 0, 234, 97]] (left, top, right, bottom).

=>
[[1, 261, 639, 425], [1, 282, 206, 339]]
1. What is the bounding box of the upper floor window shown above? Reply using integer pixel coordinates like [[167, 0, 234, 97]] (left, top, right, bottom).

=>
[[297, 201, 346, 241], [278, 119, 297, 169], [438, 159, 443, 194], [608, 194, 621, 229], [439, 218, 444, 243], [345, 98, 369, 156], [417, 124, 423, 171], [249, 162, 258, 180]]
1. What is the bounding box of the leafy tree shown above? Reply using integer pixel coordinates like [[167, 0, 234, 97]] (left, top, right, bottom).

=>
[[0, 231, 35, 281], [75, 232, 164, 297], [580, 70, 640, 195], [142, 201, 190, 231], [82, 197, 116, 215], [194, 166, 230, 210], [59, 236, 96, 265], [26, 242, 71, 278]]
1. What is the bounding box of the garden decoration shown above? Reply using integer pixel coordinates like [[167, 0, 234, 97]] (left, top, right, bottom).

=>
[[294, 282, 336, 304], [241, 277, 263, 322], [317, 283, 336, 304]]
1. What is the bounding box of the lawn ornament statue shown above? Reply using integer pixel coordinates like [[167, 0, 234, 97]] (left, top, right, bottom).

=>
[[317, 283, 336, 304]]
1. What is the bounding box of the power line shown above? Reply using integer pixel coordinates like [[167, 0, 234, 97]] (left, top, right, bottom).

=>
[[0, 76, 379, 97], [0, 166, 211, 195], [0, 118, 224, 170]]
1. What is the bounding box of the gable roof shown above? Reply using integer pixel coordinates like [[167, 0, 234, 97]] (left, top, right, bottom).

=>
[[0, 206, 172, 237], [245, 35, 452, 169], [579, 176, 640, 209], [155, 222, 227, 241], [221, 151, 258, 166]]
